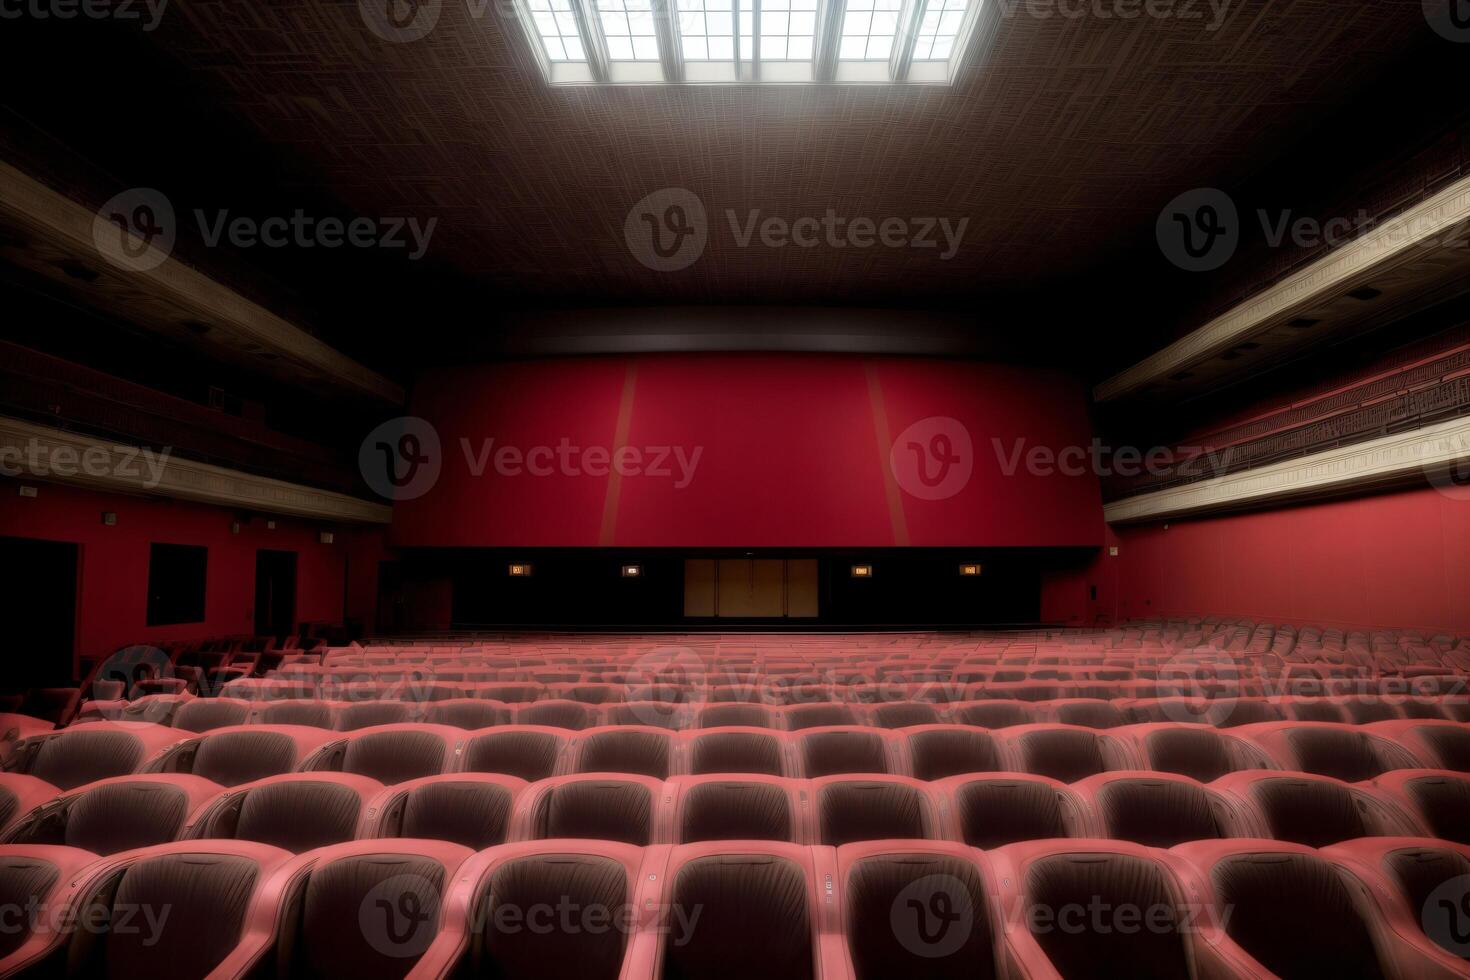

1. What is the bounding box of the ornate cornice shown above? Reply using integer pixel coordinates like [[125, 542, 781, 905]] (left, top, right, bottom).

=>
[[1104, 417, 1470, 524]]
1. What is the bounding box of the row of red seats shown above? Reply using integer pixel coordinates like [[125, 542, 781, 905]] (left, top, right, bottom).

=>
[[78, 691, 1470, 735], [9, 719, 1469, 790], [1, 834, 1466, 977], [4, 761, 1468, 856]]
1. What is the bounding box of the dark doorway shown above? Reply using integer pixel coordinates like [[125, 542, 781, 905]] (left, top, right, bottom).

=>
[[253, 550, 298, 638], [0, 536, 79, 686]]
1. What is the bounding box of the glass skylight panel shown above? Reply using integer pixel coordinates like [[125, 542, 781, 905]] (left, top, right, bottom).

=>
[[912, 0, 967, 61], [518, 0, 978, 84], [838, 0, 900, 61], [679, 0, 737, 61], [758, 0, 817, 61], [527, 0, 587, 62], [598, 0, 661, 61]]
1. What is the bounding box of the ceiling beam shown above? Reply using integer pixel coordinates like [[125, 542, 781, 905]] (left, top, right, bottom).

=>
[[0, 160, 404, 406]]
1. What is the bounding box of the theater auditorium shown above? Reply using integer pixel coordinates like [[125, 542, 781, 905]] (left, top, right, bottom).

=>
[[1, 1, 1469, 977]]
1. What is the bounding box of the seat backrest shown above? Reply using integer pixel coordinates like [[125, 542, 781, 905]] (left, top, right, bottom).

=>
[[256, 700, 335, 728], [230, 778, 370, 853], [1024, 852, 1191, 980], [1094, 778, 1225, 848], [801, 730, 889, 777], [1013, 729, 1109, 783], [1144, 728, 1236, 783], [1418, 726, 1470, 772], [954, 778, 1071, 849], [1251, 777, 1372, 847], [424, 699, 512, 729], [463, 729, 563, 781], [1052, 701, 1126, 729], [334, 700, 416, 731], [398, 779, 517, 849], [1402, 774, 1470, 844], [817, 780, 930, 846], [0, 850, 66, 958], [1285, 727, 1391, 782], [697, 704, 777, 729], [870, 702, 941, 729], [679, 780, 794, 843], [1211, 851, 1387, 979], [532, 780, 652, 845], [575, 730, 671, 779], [952, 701, 1032, 729], [907, 728, 1000, 781], [30, 731, 144, 790], [1382, 845, 1470, 959], [689, 731, 785, 776], [662, 854, 814, 980], [96, 851, 261, 980], [518, 700, 594, 731], [342, 729, 452, 784], [1338, 698, 1402, 724], [784, 704, 859, 731], [290, 851, 450, 978], [477, 853, 629, 980], [845, 853, 995, 980], [173, 698, 253, 733], [64, 779, 199, 855], [191, 729, 307, 787]]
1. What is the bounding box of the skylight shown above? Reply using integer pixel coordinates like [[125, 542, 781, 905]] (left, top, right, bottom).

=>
[[513, 0, 981, 85]]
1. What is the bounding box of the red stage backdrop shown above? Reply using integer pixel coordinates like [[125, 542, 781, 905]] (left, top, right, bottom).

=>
[[390, 354, 1104, 548]]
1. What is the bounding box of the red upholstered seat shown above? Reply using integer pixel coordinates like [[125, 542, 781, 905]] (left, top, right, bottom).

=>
[[182, 772, 383, 852], [2, 773, 220, 855]]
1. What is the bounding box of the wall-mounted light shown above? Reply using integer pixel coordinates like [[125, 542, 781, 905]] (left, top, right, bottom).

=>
[[621, 564, 642, 578], [319, 532, 335, 545], [959, 563, 982, 577], [101, 512, 117, 526], [18, 486, 37, 498], [509, 563, 533, 577], [266, 520, 277, 530], [230, 521, 241, 535], [850, 564, 874, 579]]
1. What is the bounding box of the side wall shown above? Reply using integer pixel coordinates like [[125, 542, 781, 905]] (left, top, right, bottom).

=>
[[0, 481, 386, 660]]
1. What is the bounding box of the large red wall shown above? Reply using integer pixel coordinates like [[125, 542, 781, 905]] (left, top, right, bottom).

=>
[[392, 355, 1104, 548], [1042, 487, 1470, 632], [0, 481, 385, 660]]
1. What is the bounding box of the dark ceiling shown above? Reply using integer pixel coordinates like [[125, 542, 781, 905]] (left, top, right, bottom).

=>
[[0, 0, 1462, 377]]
